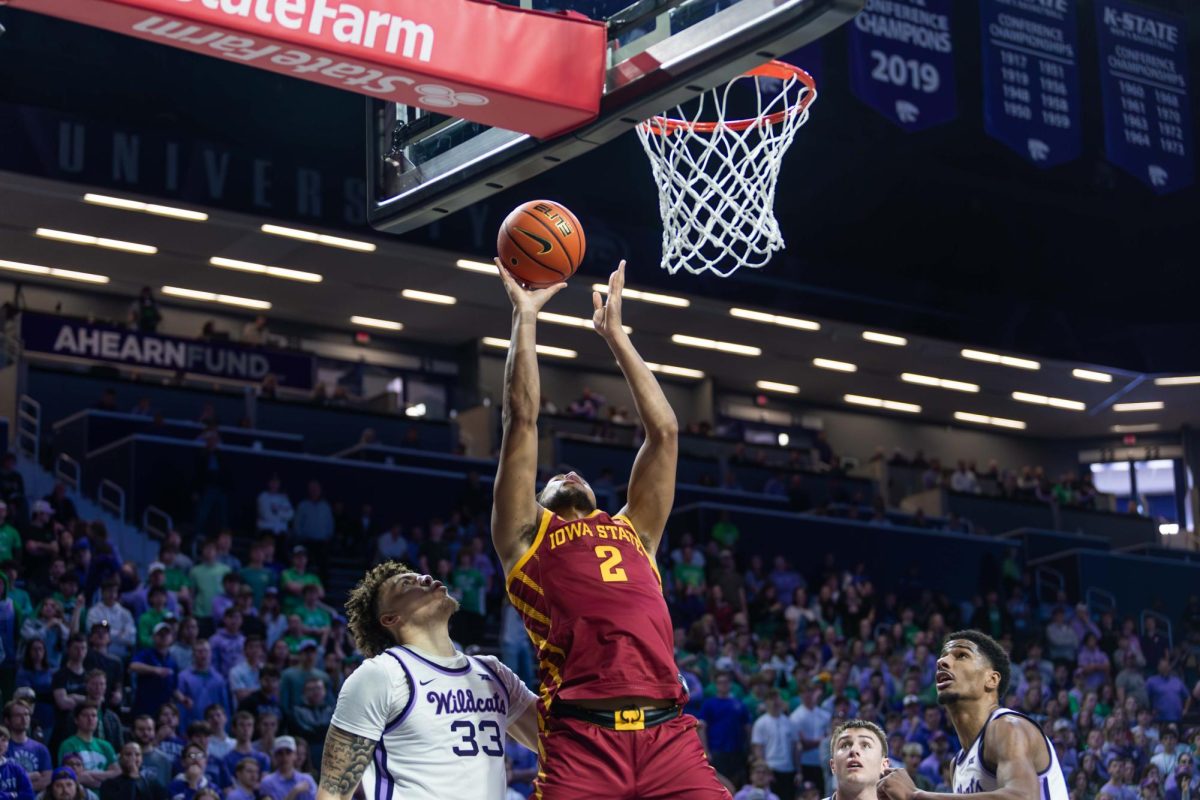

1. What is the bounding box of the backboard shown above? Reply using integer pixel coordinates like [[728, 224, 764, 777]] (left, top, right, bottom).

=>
[[367, 0, 864, 234]]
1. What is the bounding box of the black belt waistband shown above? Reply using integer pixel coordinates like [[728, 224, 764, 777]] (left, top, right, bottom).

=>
[[552, 703, 681, 731]]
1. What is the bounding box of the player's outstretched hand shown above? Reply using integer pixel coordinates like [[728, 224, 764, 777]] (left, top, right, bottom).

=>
[[495, 258, 567, 316], [592, 260, 626, 342], [877, 766, 918, 800]]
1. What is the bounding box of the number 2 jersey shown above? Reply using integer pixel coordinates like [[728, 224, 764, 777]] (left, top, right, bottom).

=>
[[505, 508, 687, 717], [330, 644, 536, 800]]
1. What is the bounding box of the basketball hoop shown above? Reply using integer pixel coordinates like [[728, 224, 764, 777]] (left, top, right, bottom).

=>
[[636, 61, 816, 278]]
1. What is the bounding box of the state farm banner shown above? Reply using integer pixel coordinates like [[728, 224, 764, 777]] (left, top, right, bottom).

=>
[[20, 312, 315, 389], [14, 0, 607, 141], [1095, 0, 1193, 194], [980, 0, 1082, 168], [848, 0, 957, 132]]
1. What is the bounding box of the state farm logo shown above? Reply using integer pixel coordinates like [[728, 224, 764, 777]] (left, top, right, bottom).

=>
[[132, 16, 490, 108], [176, 0, 436, 63]]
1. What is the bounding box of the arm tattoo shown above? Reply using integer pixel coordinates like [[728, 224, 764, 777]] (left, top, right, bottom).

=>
[[319, 726, 376, 797]]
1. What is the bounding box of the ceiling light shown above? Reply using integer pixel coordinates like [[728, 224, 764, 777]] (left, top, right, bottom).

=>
[[401, 289, 457, 305], [595, 284, 689, 307], [756, 380, 799, 395], [1160, 523, 1179, 535], [1110, 423, 1161, 433], [404, 403, 427, 418], [260, 223, 376, 252], [729, 307, 820, 330], [1113, 401, 1163, 412], [209, 256, 322, 283], [1155, 375, 1200, 386], [481, 337, 576, 359], [961, 348, 1040, 370], [350, 316, 403, 331], [456, 259, 500, 275], [645, 363, 704, 379], [862, 331, 907, 346], [161, 286, 270, 309], [844, 394, 921, 413], [671, 334, 760, 356], [538, 311, 630, 334], [0, 258, 109, 284], [777, 433, 790, 446], [1011, 391, 1086, 411], [83, 193, 209, 221], [954, 411, 1027, 430], [36, 227, 157, 254], [813, 358, 856, 372], [901, 373, 980, 393], [1073, 368, 1113, 383]]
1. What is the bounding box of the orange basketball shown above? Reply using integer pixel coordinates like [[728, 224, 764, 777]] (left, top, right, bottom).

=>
[[497, 200, 586, 288]]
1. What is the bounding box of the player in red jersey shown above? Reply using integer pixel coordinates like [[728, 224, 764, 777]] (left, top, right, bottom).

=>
[[492, 258, 730, 800]]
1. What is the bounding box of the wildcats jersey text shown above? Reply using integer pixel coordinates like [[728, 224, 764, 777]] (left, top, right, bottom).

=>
[[330, 645, 535, 800], [506, 508, 687, 716], [953, 708, 1068, 798]]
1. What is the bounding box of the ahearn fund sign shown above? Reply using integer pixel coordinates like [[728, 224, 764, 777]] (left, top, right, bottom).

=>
[[21, 311, 315, 389]]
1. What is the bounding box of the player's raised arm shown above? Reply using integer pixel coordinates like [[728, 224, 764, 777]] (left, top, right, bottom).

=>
[[877, 714, 1043, 800], [491, 260, 568, 568], [593, 261, 678, 550]]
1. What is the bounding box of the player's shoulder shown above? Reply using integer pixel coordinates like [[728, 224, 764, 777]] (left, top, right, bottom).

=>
[[470, 653, 523, 686]]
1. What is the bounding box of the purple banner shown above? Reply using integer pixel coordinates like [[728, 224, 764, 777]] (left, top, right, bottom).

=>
[[1095, 0, 1193, 194], [19, 312, 315, 390], [848, 0, 957, 132], [980, 0, 1082, 167]]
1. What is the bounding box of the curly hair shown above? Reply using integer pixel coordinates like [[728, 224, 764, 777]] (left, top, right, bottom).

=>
[[945, 628, 1012, 699], [345, 561, 414, 658]]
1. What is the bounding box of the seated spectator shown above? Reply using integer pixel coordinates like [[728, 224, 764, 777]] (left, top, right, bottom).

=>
[[210, 574, 242, 630], [949, 461, 980, 494], [202, 706, 233, 763], [566, 388, 604, 419], [733, 760, 780, 800], [279, 550, 322, 617], [166, 744, 214, 800], [98, 743, 162, 800], [250, 712, 279, 760], [58, 704, 119, 789], [128, 717, 171, 792], [259, 738, 314, 800], [0, 724, 32, 800], [228, 638, 264, 706], [6, 701, 50, 793], [221, 714, 269, 781], [169, 619, 199, 673], [279, 642, 330, 724], [81, 672, 121, 749], [238, 668, 281, 721], [237, 544, 276, 608], [85, 581, 136, 660], [224, 759, 261, 800], [288, 678, 332, 767], [231, 589, 264, 642], [295, 587, 331, 642], [374, 525, 409, 563], [176, 642, 230, 729], [209, 610, 245, 680], [42, 765, 86, 800], [255, 478, 293, 539], [180, 722, 230, 791]]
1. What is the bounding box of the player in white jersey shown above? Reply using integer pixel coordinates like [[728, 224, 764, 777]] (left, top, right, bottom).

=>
[[821, 719, 890, 800], [877, 629, 1068, 800], [315, 562, 538, 800]]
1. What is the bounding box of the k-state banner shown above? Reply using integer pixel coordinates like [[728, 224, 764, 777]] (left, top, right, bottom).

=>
[[1095, 0, 1193, 193], [20, 312, 315, 389], [849, 0, 957, 132], [980, 0, 1082, 167]]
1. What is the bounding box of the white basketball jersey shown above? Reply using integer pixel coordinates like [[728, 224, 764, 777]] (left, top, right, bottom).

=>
[[953, 708, 1068, 798], [331, 644, 535, 800]]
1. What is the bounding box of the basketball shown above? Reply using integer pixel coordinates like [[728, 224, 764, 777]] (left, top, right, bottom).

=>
[[497, 200, 586, 288]]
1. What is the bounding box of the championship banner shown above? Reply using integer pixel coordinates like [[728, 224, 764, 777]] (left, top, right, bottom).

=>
[[980, 0, 1081, 168], [20, 312, 316, 389], [848, 0, 957, 132], [1095, 0, 1193, 194], [11, 0, 607, 141]]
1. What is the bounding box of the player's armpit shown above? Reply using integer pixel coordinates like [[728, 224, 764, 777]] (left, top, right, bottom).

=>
[[985, 715, 1046, 799], [317, 725, 376, 800]]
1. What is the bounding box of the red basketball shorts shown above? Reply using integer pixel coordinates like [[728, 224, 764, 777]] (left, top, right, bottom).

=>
[[534, 712, 732, 800]]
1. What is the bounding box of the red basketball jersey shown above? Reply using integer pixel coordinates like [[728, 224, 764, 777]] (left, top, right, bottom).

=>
[[506, 508, 686, 715]]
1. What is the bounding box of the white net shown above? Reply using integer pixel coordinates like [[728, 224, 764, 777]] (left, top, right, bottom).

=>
[[636, 63, 816, 278]]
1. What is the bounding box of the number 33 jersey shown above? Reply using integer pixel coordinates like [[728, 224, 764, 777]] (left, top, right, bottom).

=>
[[330, 645, 535, 800], [506, 508, 688, 716]]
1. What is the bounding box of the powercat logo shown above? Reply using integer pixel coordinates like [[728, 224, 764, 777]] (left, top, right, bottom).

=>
[[177, 0, 435, 61], [132, 8, 489, 108]]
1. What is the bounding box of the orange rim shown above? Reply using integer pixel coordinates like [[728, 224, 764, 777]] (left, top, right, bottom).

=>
[[641, 61, 816, 136]]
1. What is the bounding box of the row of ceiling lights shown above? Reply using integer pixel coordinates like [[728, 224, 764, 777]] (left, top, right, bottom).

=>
[[18, 194, 1196, 433]]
